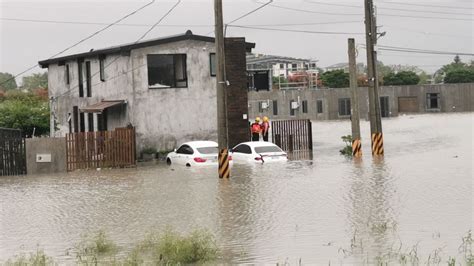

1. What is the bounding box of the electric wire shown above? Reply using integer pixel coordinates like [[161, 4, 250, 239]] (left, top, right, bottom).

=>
[[136, 0, 181, 42], [227, 25, 365, 35], [0, 0, 157, 88], [377, 0, 474, 10], [359, 44, 474, 56]]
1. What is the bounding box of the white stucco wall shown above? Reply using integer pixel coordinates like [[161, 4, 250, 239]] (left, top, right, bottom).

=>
[[48, 39, 218, 152]]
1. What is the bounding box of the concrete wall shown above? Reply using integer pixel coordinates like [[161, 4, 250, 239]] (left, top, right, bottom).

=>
[[26, 138, 67, 175], [248, 83, 474, 121]]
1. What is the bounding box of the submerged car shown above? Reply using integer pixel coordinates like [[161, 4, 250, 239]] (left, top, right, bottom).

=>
[[166, 141, 231, 167], [230, 141, 287, 163]]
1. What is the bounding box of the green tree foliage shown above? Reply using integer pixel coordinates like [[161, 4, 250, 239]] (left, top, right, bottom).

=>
[[444, 69, 474, 84], [0, 90, 50, 137], [22, 72, 48, 91], [0, 72, 17, 91], [435, 56, 474, 83], [383, 71, 420, 86], [320, 69, 349, 88]]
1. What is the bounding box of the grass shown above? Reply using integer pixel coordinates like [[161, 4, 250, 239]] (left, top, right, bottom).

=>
[[339, 135, 353, 157], [5, 248, 55, 266]]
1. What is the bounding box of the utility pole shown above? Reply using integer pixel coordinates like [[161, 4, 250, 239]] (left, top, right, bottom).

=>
[[348, 38, 362, 158], [364, 0, 384, 156], [214, 0, 230, 178]]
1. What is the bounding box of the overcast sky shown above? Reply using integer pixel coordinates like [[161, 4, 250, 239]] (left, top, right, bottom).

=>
[[1, 0, 473, 82]]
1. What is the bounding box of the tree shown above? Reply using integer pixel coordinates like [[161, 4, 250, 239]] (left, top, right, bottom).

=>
[[434, 55, 471, 83], [22, 72, 48, 91], [444, 69, 474, 84], [0, 90, 50, 137], [0, 72, 17, 91], [320, 69, 349, 88], [418, 71, 431, 85], [383, 71, 420, 86]]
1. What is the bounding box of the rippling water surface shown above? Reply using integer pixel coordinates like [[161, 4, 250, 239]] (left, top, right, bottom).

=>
[[1, 113, 472, 264]]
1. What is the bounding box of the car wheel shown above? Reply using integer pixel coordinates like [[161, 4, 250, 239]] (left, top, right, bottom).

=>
[[166, 158, 172, 165]]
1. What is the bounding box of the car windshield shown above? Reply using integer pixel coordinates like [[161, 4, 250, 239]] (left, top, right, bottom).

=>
[[196, 147, 218, 154], [255, 146, 283, 153]]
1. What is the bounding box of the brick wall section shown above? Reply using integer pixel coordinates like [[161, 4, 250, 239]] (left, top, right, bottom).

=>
[[225, 38, 250, 148]]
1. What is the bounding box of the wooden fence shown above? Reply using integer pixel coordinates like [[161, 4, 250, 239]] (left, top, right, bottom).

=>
[[271, 120, 313, 152], [0, 128, 26, 176], [66, 127, 136, 171]]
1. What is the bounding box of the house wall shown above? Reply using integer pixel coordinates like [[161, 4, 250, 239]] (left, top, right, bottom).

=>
[[248, 83, 474, 121], [26, 138, 67, 174]]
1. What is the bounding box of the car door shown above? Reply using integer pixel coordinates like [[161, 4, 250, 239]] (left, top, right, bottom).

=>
[[175, 144, 193, 165], [231, 144, 252, 162]]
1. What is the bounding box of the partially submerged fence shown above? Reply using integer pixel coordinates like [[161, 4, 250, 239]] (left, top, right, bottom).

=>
[[66, 127, 136, 171], [271, 119, 313, 152], [0, 128, 26, 176]]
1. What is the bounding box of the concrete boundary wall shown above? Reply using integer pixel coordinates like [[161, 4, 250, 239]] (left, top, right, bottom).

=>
[[26, 138, 67, 175], [248, 83, 474, 120]]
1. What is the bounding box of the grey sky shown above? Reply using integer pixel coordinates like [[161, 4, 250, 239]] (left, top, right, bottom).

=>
[[1, 0, 473, 82]]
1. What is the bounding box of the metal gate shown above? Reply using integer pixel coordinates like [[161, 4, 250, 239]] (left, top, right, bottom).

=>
[[66, 127, 136, 171], [0, 128, 27, 176], [398, 96, 419, 113], [271, 119, 313, 152]]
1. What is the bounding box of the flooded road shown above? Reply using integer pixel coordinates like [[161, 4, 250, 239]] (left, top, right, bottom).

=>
[[1, 113, 472, 264]]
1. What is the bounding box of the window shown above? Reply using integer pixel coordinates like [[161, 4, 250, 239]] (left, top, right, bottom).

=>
[[176, 144, 194, 155], [302, 100, 308, 113], [317, 100, 323, 114], [232, 144, 251, 154], [210, 53, 216, 76], [197, 147, 218, 154], [99, 56, 105, 81], [255, 146, 282, 153], [147, 54, 187, 88], [73, 106, 79, 133], [88, 113, 94, 132], [279, 63, 284, 69], [65, 64, 70, 85], [273, 100, 278, 116], [290, 100, 296, 116], [426, 93, 440, 110], [311, 63, 316, 69], [78, 59, 84, 97], [338, 98, 351, 116], [85, 61, 91, 97], [79, 112, 85, 132], [291, 63, 297, 71]]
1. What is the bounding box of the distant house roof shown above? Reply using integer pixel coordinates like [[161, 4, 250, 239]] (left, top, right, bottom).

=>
[[246, 54, 317, 65], [39, 30, 255, 68]]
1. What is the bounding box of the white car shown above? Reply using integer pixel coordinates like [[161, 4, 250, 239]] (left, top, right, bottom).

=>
[[230, 141, 288, 163], [166, 141, 231, 167]]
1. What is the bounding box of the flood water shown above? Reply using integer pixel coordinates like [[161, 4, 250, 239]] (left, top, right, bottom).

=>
[[1, 113, 472, 264]]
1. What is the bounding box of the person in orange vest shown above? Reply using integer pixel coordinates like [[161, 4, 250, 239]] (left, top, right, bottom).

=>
[[261, 116, 270, 141], [250, 117, 262, 141]]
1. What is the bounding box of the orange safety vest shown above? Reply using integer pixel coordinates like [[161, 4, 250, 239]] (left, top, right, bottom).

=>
[[251, 123, 261, 133]]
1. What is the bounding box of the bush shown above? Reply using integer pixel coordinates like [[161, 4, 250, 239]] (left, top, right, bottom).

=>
[[339, 135, 353, 157], [383, 71, 420, 86], [5, 248, 54, 266], [141, 147, 157, 155], [320, 70, 349, 88], [444, 69, 474, 83]]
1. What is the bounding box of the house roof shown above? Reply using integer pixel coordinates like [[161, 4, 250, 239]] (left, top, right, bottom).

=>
[[39, 30, 255, 68]]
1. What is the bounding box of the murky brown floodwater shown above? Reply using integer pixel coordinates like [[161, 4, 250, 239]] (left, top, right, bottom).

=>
[[1, 113, 472, 264]]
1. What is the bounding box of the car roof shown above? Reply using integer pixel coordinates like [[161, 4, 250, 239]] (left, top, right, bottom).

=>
[[181, 141, 218, 148], [233, 141, 281, 148]]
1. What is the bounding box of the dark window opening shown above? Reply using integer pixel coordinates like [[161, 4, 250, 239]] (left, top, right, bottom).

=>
[[65, 64, 70, 85], [426, 93, 440, 110], [88, 113, 94, 132], [302, 100, 308, 113], [99, 56, 106, 81], [176, 144, 194, 155], [280, 64, 284, 69], [73, 106, 79, 133], [86, 61, 91, 97], [78, 59, 84, 97], [290, 100, 296, 116], [273, 100, 278, 116], [210, 53, 216, 76], [97, 110, 107, 131], [291, 63, 297, 71], [317, 100, 323, 114], [232, 144, 252, 154], [338, 98, 351, 116], [147, 54, 187, 88], [79, 112, 85, 132]]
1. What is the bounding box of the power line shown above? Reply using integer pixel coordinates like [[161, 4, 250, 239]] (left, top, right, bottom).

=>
[[378, 0, 474, 10], [54, 0, 182, 100], [305, 0, 473, 16], [384, 25, 472, 39], [228, 25, 364, 35], [226, 0, 273, 26], [0, 0, 157, 87], [359, 44, 474, 56]]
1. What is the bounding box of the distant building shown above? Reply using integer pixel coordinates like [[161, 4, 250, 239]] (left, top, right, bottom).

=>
[[246, 54, 319, 90], [39, 31, 254, 151], [324, 62, 365, 74]]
